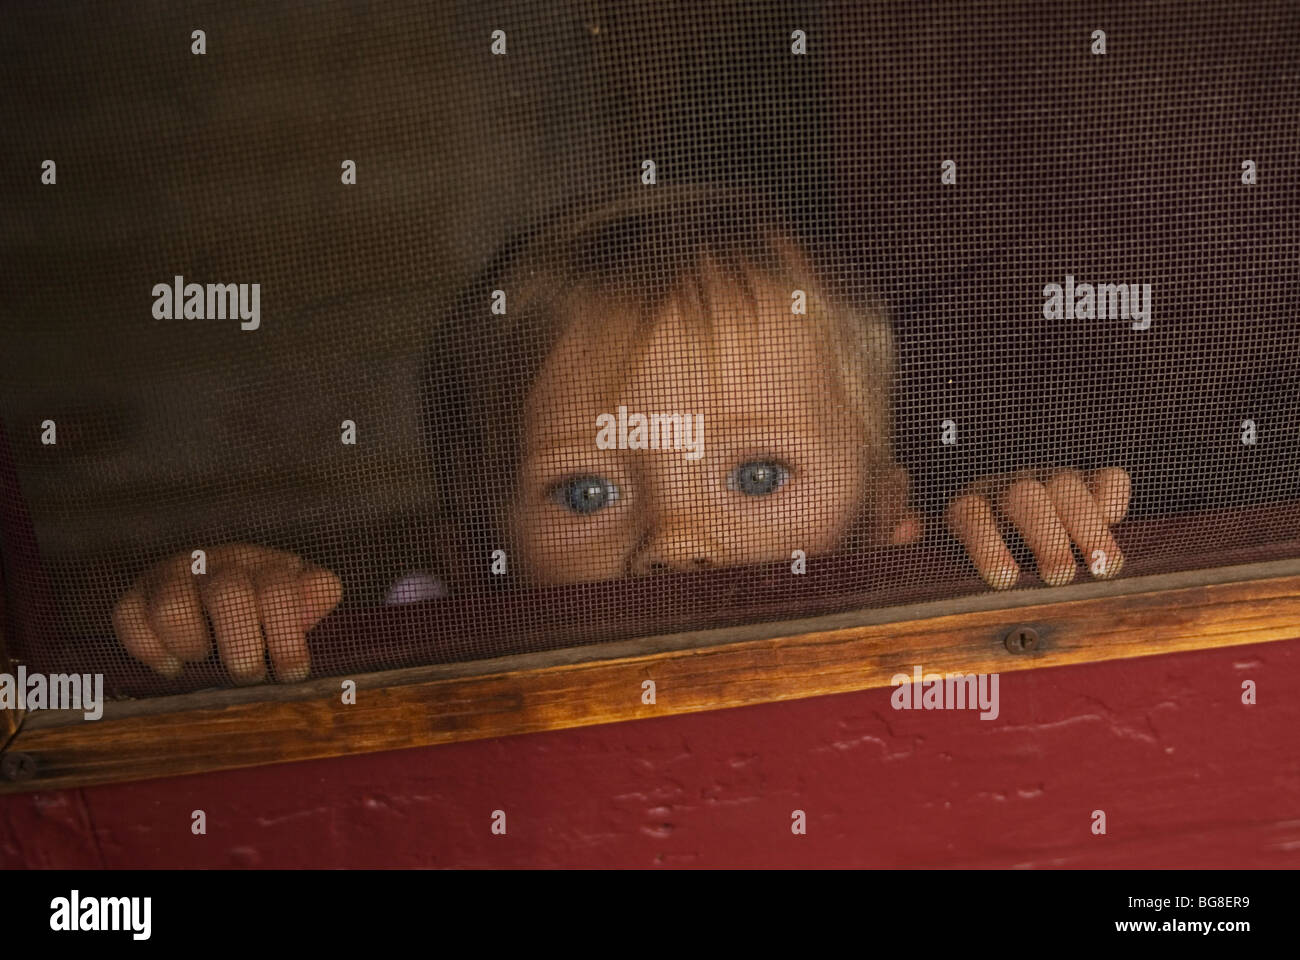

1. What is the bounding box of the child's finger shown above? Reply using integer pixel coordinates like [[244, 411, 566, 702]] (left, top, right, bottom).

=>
[[998, 478, 1077, 586], [112, 591, 184, 677], [946, 493, 1019, 589], [297, 565, 344, 629], [1045, 471, 1124, 579], [146, 574, 211, 661], [199, 568, 267, 685], [1088, 467, 1131, 524], [254, 565, 311, 684]]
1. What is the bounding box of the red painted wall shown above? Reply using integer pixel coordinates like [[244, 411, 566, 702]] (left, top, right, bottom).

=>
[[3, 639, 1299, 869]]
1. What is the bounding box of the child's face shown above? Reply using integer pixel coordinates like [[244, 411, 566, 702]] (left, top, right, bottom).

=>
[[511, 273, 875, 584]]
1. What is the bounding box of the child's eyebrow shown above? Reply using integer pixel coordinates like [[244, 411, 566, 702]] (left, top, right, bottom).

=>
[[711, 411, 786, 429], [523, 446, 626, 475]]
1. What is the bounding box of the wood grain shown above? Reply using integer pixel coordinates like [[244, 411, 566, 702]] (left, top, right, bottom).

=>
[[3, 557, 1299, 793]]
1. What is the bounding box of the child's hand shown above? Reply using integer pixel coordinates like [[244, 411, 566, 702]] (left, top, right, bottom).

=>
[[111, 544, 343, 684], [944, 467, 1130, 589]]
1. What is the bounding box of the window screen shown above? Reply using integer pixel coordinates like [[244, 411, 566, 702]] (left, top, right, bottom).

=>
[[2, 1, 1298, 699]]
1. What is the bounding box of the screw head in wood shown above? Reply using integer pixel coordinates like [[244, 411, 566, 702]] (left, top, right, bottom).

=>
[[1004, 626, 1040, 653], [1, 752, 36, 782]]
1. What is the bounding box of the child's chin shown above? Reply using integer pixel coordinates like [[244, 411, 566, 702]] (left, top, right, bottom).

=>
[[519, 563, 625, 587], [521, 550, 819, 586]]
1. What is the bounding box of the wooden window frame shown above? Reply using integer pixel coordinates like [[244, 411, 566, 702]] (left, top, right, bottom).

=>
[[2, 537, 1298, 794]]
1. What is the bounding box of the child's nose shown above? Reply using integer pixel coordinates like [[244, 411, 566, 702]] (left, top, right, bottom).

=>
[[628, 521, 716, 575]]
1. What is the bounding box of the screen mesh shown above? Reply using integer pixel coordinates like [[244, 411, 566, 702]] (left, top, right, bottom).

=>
[[2, 1, 1298, 697]]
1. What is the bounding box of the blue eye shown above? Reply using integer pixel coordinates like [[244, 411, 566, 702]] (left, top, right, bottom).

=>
[[728, 460, 788, 496], [551, 475, 620, 514]]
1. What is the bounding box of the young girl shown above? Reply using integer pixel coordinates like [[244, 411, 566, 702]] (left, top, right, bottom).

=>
[[112, 185, 1130, 684]]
